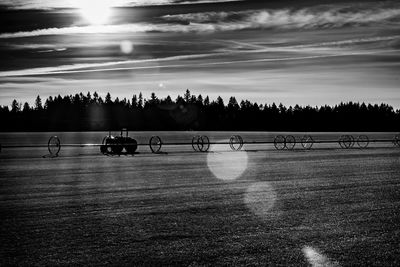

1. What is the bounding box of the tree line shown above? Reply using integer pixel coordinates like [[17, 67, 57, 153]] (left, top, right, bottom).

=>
[[1, 90, 399, 131]]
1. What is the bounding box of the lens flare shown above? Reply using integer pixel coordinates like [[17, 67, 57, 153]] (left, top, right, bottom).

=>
[[207, 143, 248, 181], [120, 40, 134, 54], [302, 246, 339, 267], [244, 182, 278, 220]]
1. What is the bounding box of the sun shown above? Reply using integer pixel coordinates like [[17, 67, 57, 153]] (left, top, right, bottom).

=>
[[74, 0, 112, 25]]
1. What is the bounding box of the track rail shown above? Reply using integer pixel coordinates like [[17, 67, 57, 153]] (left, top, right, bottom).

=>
[[1, 134, 399, 157], [1, 139, 397, 148]]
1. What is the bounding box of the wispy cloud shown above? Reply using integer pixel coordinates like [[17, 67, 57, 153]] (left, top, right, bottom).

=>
[[0, 53, 216, 77], [2, 4, 400, 39], [163, 5, 400, 30], [218, 35, 400, 52], [1, 0, 241, 10], [1, 47, 398, 77]]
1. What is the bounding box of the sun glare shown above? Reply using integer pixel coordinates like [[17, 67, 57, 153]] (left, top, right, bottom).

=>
[[74, 0, 112, 25]]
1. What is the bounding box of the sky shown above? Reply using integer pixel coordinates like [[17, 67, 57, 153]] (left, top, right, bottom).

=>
[[0, 0, 399, 107]]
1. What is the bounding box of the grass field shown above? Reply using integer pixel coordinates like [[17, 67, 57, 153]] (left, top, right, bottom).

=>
[[1, 132, 400, 266]]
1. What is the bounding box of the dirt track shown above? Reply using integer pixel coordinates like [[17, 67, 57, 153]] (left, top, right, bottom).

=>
[[1, 144, 400, 266]]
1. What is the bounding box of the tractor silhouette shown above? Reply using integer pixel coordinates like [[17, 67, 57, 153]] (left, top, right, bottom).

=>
[[100, 129, 138, 155]]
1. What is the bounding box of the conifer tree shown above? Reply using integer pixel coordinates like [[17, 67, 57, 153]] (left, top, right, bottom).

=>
[[35, 95, 42, 110]]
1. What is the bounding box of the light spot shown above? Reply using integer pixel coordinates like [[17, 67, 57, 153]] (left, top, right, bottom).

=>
[[244, 182, 277, 219], [302, 246, 340, 267], [207, 143, 248, 181], [120, 40, 134, 54]]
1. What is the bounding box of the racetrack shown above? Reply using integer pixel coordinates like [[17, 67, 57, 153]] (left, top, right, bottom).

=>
[[1, 132, 400, 266]]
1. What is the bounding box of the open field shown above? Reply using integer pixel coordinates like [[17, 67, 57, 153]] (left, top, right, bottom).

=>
[[1, 132, 400, 266]]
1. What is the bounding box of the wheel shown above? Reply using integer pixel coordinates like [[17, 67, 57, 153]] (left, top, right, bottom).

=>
[[348, 135, 355, 148], [192, 135, 200, 151], [149, 136, 162, 153], [338, 135, 345, 148], [356, 135, 369, 148], [198, 135, 210, 152], [237, 135, 244, 150], [285, 135, 296, 150], [301, 135, 314, 149], [394, 134, 400, 147], [100, 136, 112, 154], [124, 138, 138, 154], [110, 138, 123, 155], [229, 135, 243, 151], [274, 135, 286, 150], [339, 135, 353, 149], [48, 136, 61, 156]]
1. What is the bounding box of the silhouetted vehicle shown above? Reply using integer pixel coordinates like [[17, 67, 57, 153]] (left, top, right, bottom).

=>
[[100, 129, 137, 155]]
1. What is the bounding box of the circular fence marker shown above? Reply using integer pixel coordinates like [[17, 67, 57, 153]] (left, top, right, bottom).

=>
[[192, 135, 200, 151], [229, 135, 244, 151], [301, 135, 314, 150], [356, 135, 369, 148], [393, 134, 400, 147], [285, 135, 296, 150], [274, 135, 286, 150], [349, 135, 355, 148], [48, 136, 61, 156], [339, 135, 354, 149], [191, 135, 210, 152], [198, 135, 210, 152], [338, 135, 345, 148], [149, 136, 163, 153]]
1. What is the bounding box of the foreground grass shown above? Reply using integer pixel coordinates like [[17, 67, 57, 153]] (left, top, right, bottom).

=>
[[1, 147, 400, 266]]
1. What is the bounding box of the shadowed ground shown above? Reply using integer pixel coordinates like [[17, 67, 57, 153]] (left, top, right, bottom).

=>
[[1, 133, 400, 265]]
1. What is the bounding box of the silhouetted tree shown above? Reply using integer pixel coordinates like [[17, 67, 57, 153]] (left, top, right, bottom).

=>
[[11, 100, 20, 113], [184, 89, 191, 103], [1, 91, 399, 131], [34, 95, 42, 110], [105, 93, 112, 104], [204, 96, 210, 106], [228, 96, 239, 111], [23, 102, 30, 112], [131, 94, 138, 108], [93, 91, 99, 103], [138, 92, 143, 109]]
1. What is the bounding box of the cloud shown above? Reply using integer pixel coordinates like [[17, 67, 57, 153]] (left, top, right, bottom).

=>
[[2, 3, 399, 39], [0, 53, 216, 77], [0, 23, 218, 38], [0, 24, 154, 39], [163, 5, 400, 30], [1, 48, 398, 77], [1, 0, 241, 9]]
